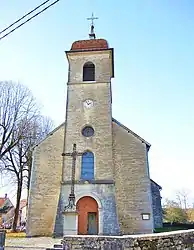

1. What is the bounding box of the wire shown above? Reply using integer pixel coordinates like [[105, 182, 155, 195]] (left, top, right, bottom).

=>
[[0, 0, 60, 41], [0, 0, 51, 36]]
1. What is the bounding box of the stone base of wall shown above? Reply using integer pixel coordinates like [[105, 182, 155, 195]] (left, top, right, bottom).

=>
[[62, 230, 194, 249]]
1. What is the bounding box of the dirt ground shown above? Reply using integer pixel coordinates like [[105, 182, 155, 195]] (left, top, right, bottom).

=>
[[5, 237, 62, 249]]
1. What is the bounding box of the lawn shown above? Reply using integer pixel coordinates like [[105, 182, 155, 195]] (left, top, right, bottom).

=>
[[154, 227, 188, 233]]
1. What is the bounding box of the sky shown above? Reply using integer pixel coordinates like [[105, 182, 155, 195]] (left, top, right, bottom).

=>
[[0, 0, 194, 204]]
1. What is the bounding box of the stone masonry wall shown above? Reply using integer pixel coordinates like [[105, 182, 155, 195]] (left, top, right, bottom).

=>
[[26, 124, 64, 236], [62, 230, 194, 250], [112, 121, 154, 234], [64, 50, 114, 182], [151, 181, 163, 229], [67, 50, 112, 84], [54, 183, 120, 236]]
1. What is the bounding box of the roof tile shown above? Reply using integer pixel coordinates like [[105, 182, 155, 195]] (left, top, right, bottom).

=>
[[71, 39, 108, 51]]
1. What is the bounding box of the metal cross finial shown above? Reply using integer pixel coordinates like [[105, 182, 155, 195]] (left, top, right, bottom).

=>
[[87, 13, 98, 39], [87, 12, 98, 26]]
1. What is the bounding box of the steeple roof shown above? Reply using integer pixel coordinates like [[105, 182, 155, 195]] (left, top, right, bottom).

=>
[[71, 39, 109, 51]]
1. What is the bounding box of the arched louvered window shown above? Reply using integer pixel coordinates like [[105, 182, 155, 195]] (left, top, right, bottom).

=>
[[81, 151, 94, 180], [83, 62, 95, 81]]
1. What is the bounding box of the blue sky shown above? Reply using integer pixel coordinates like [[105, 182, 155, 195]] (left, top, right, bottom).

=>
[[0, 0, 194, 203]]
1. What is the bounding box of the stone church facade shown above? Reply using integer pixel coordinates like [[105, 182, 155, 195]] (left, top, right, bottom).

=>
[[26, 37, 162, 237]]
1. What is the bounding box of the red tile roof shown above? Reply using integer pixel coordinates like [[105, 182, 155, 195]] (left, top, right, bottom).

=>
[[71, 39, 109, 51], [0, 198, 5, 207]]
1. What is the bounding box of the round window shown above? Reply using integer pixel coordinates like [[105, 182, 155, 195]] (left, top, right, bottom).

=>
[[82, 126, 94, 137]]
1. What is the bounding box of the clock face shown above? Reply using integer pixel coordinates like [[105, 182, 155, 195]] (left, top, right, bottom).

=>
[[84, 99, 94, 109]]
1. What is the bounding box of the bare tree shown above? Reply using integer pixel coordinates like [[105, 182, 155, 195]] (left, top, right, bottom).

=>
[[0, 81, 38, 160], [2, 145, 26, 231], [176, 189, 191, 210], [1, 115, 53, 231], [0, 81, 53, 231]]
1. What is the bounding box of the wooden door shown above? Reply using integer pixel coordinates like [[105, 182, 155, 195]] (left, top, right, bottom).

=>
[[88, 212, 97, 235], [77, 196, 98, 235]]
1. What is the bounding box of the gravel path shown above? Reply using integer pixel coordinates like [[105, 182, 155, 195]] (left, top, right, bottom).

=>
[[5, 237, 62, 249]]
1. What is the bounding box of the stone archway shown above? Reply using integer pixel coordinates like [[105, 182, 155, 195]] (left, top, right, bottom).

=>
[[76, 196, 98, 235]]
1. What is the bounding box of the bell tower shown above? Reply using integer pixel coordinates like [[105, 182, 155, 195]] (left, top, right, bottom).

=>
[[60, 20, 117, 235], [63, 36, 114, 183], [56, 12, 123, 236]]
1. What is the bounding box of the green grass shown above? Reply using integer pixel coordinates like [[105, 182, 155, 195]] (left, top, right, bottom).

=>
[[154, 227, 187, 233]]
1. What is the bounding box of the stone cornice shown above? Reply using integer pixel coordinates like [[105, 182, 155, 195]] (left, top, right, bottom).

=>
[[61, 180, 115, 185]]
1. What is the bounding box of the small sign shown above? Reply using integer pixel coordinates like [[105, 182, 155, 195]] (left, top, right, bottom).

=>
[[142, 213, 150, 220]]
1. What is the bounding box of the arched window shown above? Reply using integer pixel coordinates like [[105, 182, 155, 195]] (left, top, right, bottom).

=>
[[83, 62, 95, 81], [81, 151, 94, 180]]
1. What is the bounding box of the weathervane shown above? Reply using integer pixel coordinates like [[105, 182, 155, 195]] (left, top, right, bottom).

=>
[[87, 13, 98, 39]]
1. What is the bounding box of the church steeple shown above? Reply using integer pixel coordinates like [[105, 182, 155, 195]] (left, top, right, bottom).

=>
[[87, 13, 98, 39]]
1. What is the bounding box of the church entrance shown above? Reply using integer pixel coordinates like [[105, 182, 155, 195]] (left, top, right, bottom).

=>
[[76, 196, 98, 235]]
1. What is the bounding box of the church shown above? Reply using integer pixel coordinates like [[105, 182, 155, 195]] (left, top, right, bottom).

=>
[[26, 20, 162, 237]]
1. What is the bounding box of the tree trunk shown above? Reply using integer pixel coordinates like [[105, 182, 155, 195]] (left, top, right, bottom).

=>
[[12, 178, 22, 232]]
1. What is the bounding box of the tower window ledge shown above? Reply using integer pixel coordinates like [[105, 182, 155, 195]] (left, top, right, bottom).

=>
[[83, 80, 96, 83], [68, 81, 96, 85]]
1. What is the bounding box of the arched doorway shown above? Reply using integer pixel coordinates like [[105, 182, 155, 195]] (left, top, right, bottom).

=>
[[76, 196, 98, 235]]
